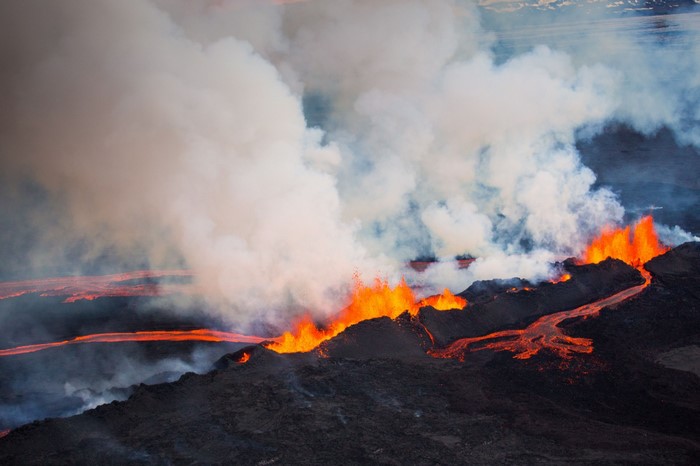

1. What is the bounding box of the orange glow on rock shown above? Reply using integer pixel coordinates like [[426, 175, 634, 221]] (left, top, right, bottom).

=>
[[550, 273, 571, 284], [506, 286, 534, 293], [430, 271, 651, 361], [418, 288, 468, 310], [581, 215, 667, 268], [236, 352, 251, 364], [266, 277, 466, 354]]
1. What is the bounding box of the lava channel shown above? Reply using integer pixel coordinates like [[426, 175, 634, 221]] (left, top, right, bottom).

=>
[[429, 271, 651, 361], [431, 215, 666, 361], [0, 329, 269, 357], [265, 276, 467, 354]]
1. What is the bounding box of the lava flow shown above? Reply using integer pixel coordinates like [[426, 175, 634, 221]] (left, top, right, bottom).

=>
[[430, 272, 651, 361], [266, 277, 467, 354], [0, 329, 268, 357], [0, 270, 194, 303], [431, 216, 666, 361], [0, 275, 464, 358], [0, 217, 667, 361]]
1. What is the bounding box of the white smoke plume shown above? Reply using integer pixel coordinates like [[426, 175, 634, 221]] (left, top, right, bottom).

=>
[[0, 0, 379, 326], [0, 0, 696, 327]]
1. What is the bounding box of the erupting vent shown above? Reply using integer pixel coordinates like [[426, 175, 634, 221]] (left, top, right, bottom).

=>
[[0, 216, 670, 361], [581, 215, 668, 268], [266, 277, 466, 354]]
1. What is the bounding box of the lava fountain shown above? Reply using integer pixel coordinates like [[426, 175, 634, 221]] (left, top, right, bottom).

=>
[[580, 215, 668, 268], [0, 275, 465, 358], [0, 216, 668, 360], [266, 277, 467, 354]]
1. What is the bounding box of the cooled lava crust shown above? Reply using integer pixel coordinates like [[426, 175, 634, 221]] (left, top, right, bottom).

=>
[[0, 243, 699, 465]]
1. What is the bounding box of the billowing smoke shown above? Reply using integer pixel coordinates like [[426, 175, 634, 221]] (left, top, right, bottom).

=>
[[0, 0, 697, 326], [0, 0, 378, 325]]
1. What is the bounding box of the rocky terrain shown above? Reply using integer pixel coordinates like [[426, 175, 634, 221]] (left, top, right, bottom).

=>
[[0, 243, 697, 464]]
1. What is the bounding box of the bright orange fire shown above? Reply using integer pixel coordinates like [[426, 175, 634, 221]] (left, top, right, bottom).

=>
[[0, 274, 466, 358], [418, 288, 468, 310], [266, 277, 467, 354], [236, 352, 251, 364], [581, 215, 668, 268]]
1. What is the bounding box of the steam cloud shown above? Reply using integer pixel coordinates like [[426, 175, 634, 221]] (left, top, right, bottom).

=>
[[1, 0, 698, 326]]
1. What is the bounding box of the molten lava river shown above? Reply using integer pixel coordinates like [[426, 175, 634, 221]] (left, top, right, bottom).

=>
[[431, 215, 667, 361], [0, 215, 668, 364]]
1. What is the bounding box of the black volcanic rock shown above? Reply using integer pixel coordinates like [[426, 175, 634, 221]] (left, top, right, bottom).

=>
[[421, 258, 643, 347], [0, 245, 698, 464], [570, 241, 700, 354], [212, 344, 288, 371], [457, 277, 534, 304], [646, 241, 700, 295], [1, 344, 698, 465], [317, 313, 431, 360]]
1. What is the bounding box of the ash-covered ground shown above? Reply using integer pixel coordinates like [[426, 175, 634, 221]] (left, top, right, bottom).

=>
[[0, 243, 697, 465]]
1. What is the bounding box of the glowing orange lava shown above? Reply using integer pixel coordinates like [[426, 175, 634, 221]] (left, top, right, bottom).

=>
[[236, 352, 251, 364], [0, 272, 466, 358], [506, 286, 534, 293], [266, 277, 467, 354], [581, 215, 668, 268], [418, 288, 468, 310], [0, 270, 194, 303], [430, 218, 665, 362], [550, 273, 571, 284], [430, 271, 650, 361], [0, 329, 268, 357]]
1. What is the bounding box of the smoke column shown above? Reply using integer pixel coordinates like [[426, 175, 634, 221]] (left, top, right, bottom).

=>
[[0, 0, 697, 326]]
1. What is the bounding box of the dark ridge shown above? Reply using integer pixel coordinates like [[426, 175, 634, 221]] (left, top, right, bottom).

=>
[[420, 258, 643, 347], [0, 244, 698, 464], [212, 344, 290, 371], [458, 277, 535, 304], [646, 241, 700, 288], [570, 241, 700, 353], [317, 313, 431, 360]]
